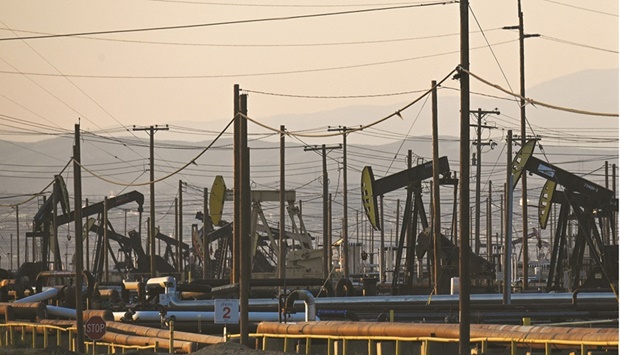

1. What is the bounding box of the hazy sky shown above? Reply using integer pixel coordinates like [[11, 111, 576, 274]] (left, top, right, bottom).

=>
[[0, 0, 618, 141]]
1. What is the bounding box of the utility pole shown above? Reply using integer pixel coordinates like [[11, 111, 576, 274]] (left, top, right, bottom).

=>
[[104, 197, 109, 283], [73, 123, 85, 353], [14, 206, 19, 267], [487, 183, 493, 262], [233, 85, 241, 285], [84, 199, 89, 268], [431, 80, 441, 295], [232, 86, 250, 347], [239, 93, 251, 347], [133, 124, 169, 278], [328, 126, 354, 278], [304, 143, 342, 280], [175, 197, 178, 272], [469, 108, 499, 254], [504, 131, 513, 305], [178, 180, 184, 278], [503, 0, 539, 291], [279, 125, 286, 282], [203, 188, 209, 279], [380, 195, 385, 283], [328, 193, 333, 273], [459, 0, 471, 350], [613, 164, 617, 245]]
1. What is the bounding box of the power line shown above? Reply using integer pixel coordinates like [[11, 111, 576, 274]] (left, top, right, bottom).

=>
[[143, 0, 439, 8], [0, 41, 515, 79], [541, 0, 619, 17], [539, 35, 618, 54], [0, 2, 456, 42], [242, 88, 427, 99], [0, 26, 500, 48]]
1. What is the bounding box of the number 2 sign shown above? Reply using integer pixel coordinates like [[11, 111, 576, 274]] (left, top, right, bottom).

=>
[[214, 299, 239, 324]]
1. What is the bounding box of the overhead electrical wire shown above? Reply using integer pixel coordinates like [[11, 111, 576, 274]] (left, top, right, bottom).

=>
[[143, 0, 442, 8], [243, 68, 457, 138], [2, 23, 211, 191], [384, 89, 430, 176], [242, 88, 427, 99], [0, 26, 500, 48], [541, 0, 619, 17], [0, 41, 516, 79], [0, 159, 72, 207], [75, 115, 235, 187], [539, 35, 618, 54], [0, 2, 457, 42], [462, 67, 619, 117]]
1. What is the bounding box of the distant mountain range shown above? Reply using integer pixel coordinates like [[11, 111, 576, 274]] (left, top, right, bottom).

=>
[[165, 67, 618, 145], [0, 68, 617, 241]]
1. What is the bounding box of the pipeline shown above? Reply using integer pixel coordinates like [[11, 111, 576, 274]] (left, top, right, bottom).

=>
[[100, 329, 195, 353], [285, 290, 316, 321], [44, 306, 113, 322], [256, 321, 619, 347], [113, 310, 312, 323], [106, 320, 223, 345], [38, 319, 217, 352], [34, 270, 95, 299], [167, 291, 616, 310], [14, 287, 58, 303], [0, 302, 46, 321]]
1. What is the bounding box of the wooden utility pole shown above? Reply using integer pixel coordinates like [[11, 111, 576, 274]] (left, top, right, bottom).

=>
[[233, 85, 241, 285], [459, 0, 471, 350], [327, 126, 352, 278], [133, 124, 168, 278], [9, 234, 12, 270], [178, 180, 184, 277], [487, 183, 493, 262], [84, 199, 89, 268], [13, 206, 19, 267], [73, 124, 85, 353], [380, 195, 385, 283], [613, 164, 617, 245], [504, 131, 513, 305], [279, 125, 286, 282], [304, 144, 341, 280], [240, 94, 251, 346], [104, 197, 109, 283], [203, 188, 209, 279], [503, 0, 539, 291], [175, 197, 178, 272], [470, 108, 499, 254], [328, 193, 333, 272], [431, 80, 442, 295], [233, 87, 251, 347]]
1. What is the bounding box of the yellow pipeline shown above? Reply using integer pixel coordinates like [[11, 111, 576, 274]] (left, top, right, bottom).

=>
[[106, 320, 223, 345], [256, 321, 618, 348], [98, 330, 194, 353]]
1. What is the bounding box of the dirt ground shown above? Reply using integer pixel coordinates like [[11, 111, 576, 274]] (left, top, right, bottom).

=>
[[0, 341, 285, 355], [191, 341, 286, 355]]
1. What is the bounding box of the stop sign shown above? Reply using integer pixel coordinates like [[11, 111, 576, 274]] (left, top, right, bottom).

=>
[[84, 316, 106, 340]]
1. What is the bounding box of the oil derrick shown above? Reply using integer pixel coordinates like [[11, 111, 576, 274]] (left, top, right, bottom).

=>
[[511, 140, 618, 292]]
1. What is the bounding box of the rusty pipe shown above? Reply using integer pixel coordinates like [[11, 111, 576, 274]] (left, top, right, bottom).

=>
[[106, 320, 223, 345], [0, 302, 46, 321], [256, 321, 619, 344], [100, 330, 195, 353]]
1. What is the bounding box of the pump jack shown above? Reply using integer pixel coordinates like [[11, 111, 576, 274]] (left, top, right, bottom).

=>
[[512, 140, 618, 292], [30, 175, 71, 271], [191, 176, 320, 281], [361, 157, 479, 294]]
